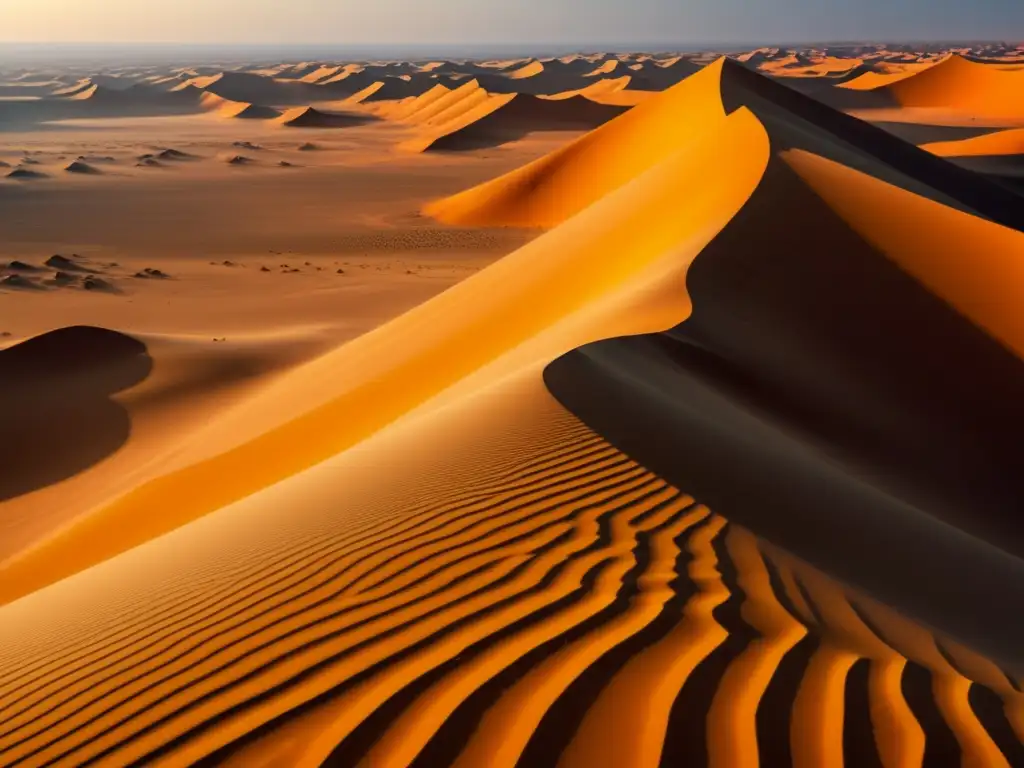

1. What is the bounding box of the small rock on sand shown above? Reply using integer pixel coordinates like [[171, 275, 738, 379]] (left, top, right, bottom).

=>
[[65, 161, 101, 174], [6, 260, 42, 272], [1, 274, 42, 289], [83, 276, 116, 292]]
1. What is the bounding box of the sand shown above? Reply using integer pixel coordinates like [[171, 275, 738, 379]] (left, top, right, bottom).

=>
[[0, 43, 1021, 767]]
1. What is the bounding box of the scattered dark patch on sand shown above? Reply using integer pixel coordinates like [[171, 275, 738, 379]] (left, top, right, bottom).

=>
[[5, 260, 43, 272], [0, 274, 44, 290], [45, 255, 91, 272], [7, 168, 47, 180], [133, 267, 170, 279], [47, 272, 80, 287], [232, 141, 262, 151], [65, 161, 101, 175], [82, 276, 117, 292]]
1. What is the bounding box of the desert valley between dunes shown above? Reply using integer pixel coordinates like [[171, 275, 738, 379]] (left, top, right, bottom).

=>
[[1, 40, 1023, 767]]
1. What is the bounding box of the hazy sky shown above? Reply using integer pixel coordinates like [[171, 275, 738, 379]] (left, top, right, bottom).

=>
[[2, 0, 1023, 46]]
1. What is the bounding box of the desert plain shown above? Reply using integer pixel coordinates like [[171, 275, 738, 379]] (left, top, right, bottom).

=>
[[0, 41, 1022, 767]]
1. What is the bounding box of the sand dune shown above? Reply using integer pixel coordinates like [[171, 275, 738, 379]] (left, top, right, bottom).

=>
[[923, 127, 1024, 157], [395, 80, 494, 127], [198, 93, 282, 119], [920, 127, 1024, 185], [352, 77, 434, 104], [277, 105, 376, 128], [0, 44, 1021, 768], [840, 54, 1024, 116], [404, 93, 630, 152], [173, 71, 310, 106]]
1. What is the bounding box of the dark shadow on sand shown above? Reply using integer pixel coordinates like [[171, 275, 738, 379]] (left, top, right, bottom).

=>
[[0, 326, 152, 501]]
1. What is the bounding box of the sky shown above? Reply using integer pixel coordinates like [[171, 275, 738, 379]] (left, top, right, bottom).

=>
[[2, 0, 1023, 48]]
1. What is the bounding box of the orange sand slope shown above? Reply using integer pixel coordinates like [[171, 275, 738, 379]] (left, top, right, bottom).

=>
[[840, 54, 1024, 116], [1, 51, 1023, 767]]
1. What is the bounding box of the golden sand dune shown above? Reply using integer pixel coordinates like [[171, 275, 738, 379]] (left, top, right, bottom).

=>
[[376, 83, 452, 121], [507, 60, 545, 79], [388, 80, 493, 127], [583, 60, 623, 77], [0, 48, 1022, 767], [298, 65, 346, 84], [923, 127, 1024, 157], [425, 61, 732, 226], [840, 54, 1024, 116]]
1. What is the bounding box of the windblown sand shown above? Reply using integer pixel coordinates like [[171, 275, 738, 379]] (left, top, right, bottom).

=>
[[0, 44, 1022, 767]]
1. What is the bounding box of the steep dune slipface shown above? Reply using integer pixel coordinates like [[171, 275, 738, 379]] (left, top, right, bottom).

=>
[[0, 52, 1022, 768], [425, 59, 731, 226]]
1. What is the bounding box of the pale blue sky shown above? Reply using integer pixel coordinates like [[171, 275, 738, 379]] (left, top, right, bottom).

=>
[[2, 0, 1022, 45]]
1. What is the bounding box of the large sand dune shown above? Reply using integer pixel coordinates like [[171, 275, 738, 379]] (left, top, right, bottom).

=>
[[0, 43, 1021, 767]]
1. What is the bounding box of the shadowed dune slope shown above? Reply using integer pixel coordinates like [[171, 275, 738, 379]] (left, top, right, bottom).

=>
[[0, 52, 1022, 768], [277, 106, 376, 128], [405, 94, 630, 152], [173, 72, 312, 106], [198, 93, 282, 119], [0, 327, 151, 503]]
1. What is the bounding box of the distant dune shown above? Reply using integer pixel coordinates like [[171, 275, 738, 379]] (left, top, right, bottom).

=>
[[277, 105, 375, 128], [406, 92, 629, 151], [198, 92, 282, 119], [839, 54, 1024, 116], [173, 71, 310, 106]]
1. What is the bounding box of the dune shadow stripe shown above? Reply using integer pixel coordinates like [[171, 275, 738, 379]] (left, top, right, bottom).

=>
[[205, 485, 680, 767], [3, 464, 648, 761], [0, 436, 618, 719], [0, 326, 151, 502], [84, 472, 661, 766], [900, 662, 963, 768], [844, 658, 886, 768]]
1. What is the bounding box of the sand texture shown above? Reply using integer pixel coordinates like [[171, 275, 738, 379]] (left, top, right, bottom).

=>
[[0, 42, 1022, 767]]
